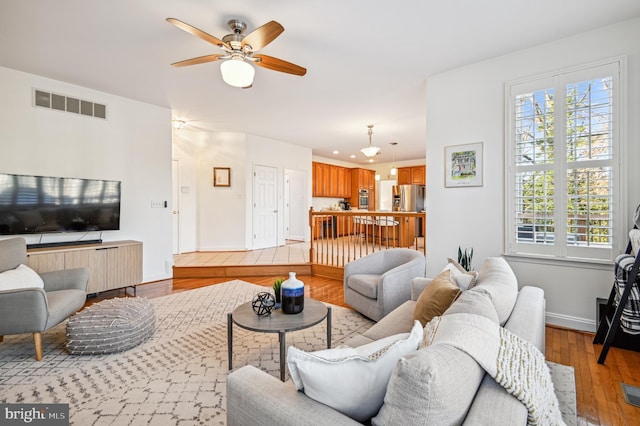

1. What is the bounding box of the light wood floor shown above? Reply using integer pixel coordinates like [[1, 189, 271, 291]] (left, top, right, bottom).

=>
[[173, 242, 310, 267], [88, 274, 640, 426]]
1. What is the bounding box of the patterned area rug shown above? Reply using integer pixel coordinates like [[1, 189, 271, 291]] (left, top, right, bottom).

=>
[[0, 280, 374, 425], [548, 361, 577, 426], [0, 280, 577, 425]]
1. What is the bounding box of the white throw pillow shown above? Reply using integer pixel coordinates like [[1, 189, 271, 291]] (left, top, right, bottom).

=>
[[287, 320, 423, 422], [0, 264, 44, 291], [442, 258, 478, 290]]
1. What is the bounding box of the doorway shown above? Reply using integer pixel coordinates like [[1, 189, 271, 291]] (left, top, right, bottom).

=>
[[285, 168, 307, 241], [252, 164, 278, 249]]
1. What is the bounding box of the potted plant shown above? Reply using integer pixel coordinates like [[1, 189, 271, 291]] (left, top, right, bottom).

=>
[[273, 277, 285, 305], [457, 246, 474, 272]]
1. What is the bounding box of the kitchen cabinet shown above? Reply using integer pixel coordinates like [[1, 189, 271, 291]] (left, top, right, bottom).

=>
[[329, 166, 339, 196], [368, 215, 416, 247], [27, 240, 143, 294], [312, 216, 332, 239], [397, 165, 425, 185], [397, 216, 417, 247], [397, 168, 411, 185], [335, 215, 353, 237], [337, 167, 351, 198], [312, 162, 351, 198], [349, 168, 376, 210], [313, 162, 329, 196]]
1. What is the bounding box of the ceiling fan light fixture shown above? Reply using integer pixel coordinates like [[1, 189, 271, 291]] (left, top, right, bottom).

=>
[[361, 124, 380, 157], [220, 58, 255, 88]]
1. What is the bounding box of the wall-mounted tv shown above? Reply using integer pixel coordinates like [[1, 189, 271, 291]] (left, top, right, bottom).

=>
[[0, 173, 121, 235]]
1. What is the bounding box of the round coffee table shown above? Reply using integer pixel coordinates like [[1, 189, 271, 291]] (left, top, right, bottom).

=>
[[227, 298, 332, 381]]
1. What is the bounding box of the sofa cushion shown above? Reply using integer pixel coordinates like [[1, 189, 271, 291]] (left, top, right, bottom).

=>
[[463, 374, 529, 425], [287, 320, 422, 422], [355, 300, 417, 344], [444, 258, 479, 290], [473, 257, 518, 325], [346, 274, 380, 299], [412, 269, 461, 327], [503, 286, 546, 351], [0, 264, 44, 291], [411, 277, 431, 301], [443, 287, 499, 324], [372, 344, 485, 426]]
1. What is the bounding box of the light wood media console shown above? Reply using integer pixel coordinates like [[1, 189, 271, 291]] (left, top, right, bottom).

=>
[[27, 240, 143, 294]]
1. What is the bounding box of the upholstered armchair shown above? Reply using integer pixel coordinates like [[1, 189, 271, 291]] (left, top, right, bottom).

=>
[[344, 248, 426, 321], [0, 237, 89, 360]]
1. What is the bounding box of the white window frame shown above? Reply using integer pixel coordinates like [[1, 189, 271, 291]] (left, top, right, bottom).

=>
[[505, 58, 627, 263]]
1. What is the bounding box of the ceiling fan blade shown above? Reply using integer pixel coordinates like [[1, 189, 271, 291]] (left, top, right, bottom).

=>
[[170, 54, 225, 67], [166, 18, 230, 50], [241, 21, 284, 51], [254, 54, 307, 76]]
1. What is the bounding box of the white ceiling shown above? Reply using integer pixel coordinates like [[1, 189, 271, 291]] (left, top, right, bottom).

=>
[[2, 0, 639, 165]]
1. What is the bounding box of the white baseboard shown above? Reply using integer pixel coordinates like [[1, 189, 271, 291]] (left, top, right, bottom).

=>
[[143, 272, 173, 283], [546, 312, 596, 332], [196, 245, 247, 251]]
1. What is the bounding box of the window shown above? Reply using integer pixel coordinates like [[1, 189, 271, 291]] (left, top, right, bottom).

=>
[[506, 60, 624, 261]]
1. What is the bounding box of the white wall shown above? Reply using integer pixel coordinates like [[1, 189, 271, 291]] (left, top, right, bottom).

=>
[[425, 17, 640, 331], [172, 130, 205, 253], [0, 66, 174, 282], [246, 134, 313, 246], [191, 132, 248, 251], [172, 131, 312, 251]]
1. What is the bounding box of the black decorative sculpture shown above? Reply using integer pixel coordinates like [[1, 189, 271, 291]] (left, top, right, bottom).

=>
[[251, 292, 276, 316]]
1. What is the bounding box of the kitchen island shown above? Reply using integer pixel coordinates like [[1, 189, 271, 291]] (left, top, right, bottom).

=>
[[310, 209, 424, 248]]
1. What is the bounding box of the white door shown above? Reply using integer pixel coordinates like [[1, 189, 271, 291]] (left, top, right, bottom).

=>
[[172, 160, 180, 254], [286, 168, 307, 241], [253, 165, 278, 249]]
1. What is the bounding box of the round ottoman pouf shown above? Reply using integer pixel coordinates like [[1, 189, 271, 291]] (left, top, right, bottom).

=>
[[66, 297, 155, 355]]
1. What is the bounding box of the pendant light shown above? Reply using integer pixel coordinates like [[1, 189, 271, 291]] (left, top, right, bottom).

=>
[[389, 142, 398, 177], [360, 124, 381, 157]]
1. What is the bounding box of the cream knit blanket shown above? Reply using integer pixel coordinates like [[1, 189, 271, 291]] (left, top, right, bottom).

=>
[[428, 313, 565, 426]]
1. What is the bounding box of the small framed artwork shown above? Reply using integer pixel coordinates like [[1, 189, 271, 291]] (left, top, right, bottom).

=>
[[445, 142, 483, 187], [213, 167, 231, 187]]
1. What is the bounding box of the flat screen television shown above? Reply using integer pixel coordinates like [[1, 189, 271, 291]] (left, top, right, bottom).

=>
[[0, 173, 121, 235]]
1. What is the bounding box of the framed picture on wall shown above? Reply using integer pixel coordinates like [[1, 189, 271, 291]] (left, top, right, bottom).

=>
[[444, 142, 483, 187], [213, 167, 231, 187]]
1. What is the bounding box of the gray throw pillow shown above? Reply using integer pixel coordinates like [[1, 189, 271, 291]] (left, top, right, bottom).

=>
[[443, 287, 499, 324], [472, 257, 518, 325], [372, 344, 485, 425]]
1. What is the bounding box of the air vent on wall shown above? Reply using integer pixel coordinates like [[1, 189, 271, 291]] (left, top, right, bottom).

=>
[[33, 89, 107, 120]]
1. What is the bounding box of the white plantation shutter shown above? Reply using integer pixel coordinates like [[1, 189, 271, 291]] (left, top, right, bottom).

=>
[[506, 60, 623, 261]]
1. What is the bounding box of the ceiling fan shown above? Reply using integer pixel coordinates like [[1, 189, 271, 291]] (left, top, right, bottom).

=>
[[166, 17, 307, 88]]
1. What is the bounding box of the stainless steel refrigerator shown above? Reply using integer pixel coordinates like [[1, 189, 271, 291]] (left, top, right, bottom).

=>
[[392, 185, 425, 212]]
